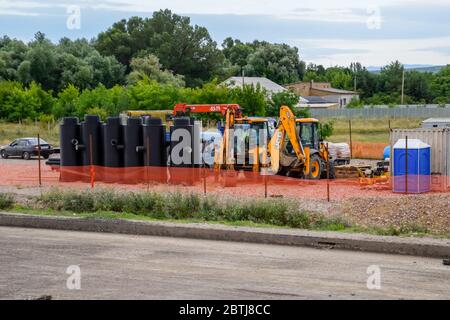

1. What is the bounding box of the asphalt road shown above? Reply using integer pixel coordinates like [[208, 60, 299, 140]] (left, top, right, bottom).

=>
[[0, 226, 448, 300]]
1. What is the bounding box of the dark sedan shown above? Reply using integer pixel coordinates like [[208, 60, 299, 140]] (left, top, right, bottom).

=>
[[0, 138, 55, 160]]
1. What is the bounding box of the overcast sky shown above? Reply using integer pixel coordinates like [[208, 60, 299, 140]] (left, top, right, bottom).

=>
[[1, 0, 449, 67]]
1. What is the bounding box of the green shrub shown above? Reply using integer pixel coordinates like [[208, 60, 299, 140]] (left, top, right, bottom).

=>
[[0, 193, 14, 210], [319, 120, 334, 140], [286, 211, 312, 228], [41, 189, 65, 210], [62, 191, 95, 213], [312, 216, 349, 231], [39, 189, 345, 231]]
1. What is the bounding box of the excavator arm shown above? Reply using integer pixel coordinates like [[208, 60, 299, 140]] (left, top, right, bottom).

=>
[[214, 107, 236, 169], [278, 106, 306, 162], [268, 106, 310, 175]]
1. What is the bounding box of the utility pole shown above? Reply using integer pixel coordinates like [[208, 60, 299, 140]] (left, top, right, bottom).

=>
[[401, 69, 405, 105], [353, 63, 357, 92]]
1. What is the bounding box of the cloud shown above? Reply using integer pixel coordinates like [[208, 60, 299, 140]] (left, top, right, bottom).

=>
[[0, 0, 52, 15], [1, 0, 449, 66], [4, 0, 447, 22], [294, 36, 450, 66]]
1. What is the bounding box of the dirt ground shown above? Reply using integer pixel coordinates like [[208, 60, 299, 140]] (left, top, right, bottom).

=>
[[0, 157, 449, 235]]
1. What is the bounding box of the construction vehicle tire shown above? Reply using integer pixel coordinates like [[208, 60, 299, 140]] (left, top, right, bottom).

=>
[[322, 159, 336, 179], [328, 161, 336, 179], [307, 154, 323, 180]]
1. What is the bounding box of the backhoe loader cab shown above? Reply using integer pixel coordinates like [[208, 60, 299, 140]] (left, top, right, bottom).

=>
[[231, 117, 276, 169], [296, 118, 321, 150], [234, 117, 277, 141]]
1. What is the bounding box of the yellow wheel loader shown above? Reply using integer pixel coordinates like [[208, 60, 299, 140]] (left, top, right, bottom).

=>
[[269, 106, 332, 179], [214, 105, 333, 180]]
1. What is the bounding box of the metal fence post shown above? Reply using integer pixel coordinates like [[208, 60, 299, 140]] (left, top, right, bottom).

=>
[[405, 136, 408, 194], [89, 134, 94, 189], [146, 136, 150, 192], [326, 143, 330, 202], [37, 133, 42, 187], [349, 120, 353, 159]]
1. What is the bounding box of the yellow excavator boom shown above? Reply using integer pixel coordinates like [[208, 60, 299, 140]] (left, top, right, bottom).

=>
[[268, 105, 310, 175], [278, 106, 305, 162]]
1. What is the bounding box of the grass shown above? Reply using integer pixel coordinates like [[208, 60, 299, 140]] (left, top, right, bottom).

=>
[[0, 193, 14, 210], [1, 189, 444, 238], [0, 120, 59, 146], [37, 188, 322, 229], [10, 205, 288, 230], [326, 118, 423, 143]]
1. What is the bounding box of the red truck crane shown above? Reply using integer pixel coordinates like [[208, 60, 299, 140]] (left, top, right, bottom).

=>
[[173, 103, 243, 118]]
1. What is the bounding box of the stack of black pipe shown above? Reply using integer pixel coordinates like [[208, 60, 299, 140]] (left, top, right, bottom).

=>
[[60, 115, 197, 183]]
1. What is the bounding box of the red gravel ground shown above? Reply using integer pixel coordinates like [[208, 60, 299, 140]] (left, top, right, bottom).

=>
[[0, 159, 401, 201], [1, 158, 448, 235]]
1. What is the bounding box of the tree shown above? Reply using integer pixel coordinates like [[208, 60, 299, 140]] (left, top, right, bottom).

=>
[[303, 63, 327, 82], [53, 84, 80, 119], [222, 38, 254, 69], [26, 33, 59, 91], [325, 67, 353, 90], [95, 17, 147, 68], [267, 91, 300, 116], [431, 65, 450, 103], [378, 60, 404, 94], [0, 81, 23, 119], [244, 43, 304, 84], [95, 10, 224, 86], [128, 80, 183, 110], [57, 38, 125, 90], [405, 70, 433, 103], [231, 84, 267, 116], [0, 81, 54, 121], [127, 54, 184, 86], [0, 37, 29, 81], [350, 62, 377, 99]]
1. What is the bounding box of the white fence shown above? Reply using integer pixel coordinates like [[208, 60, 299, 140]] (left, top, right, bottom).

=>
[[310, 105, 450, 119]]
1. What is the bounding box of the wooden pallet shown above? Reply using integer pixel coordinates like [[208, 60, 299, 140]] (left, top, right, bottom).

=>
[[334, 165, 372, 179]]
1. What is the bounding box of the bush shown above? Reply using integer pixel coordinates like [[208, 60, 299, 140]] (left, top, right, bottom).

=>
[[0, 193, 14, 210], [267, 91, 300, 116], [312, 216, 349, 231], [38, 189, 353, 231], [346, 97, 363, 108], [293, 107, 311, 119], [319, 120, 334, 140], [62, 191, 95, 213]]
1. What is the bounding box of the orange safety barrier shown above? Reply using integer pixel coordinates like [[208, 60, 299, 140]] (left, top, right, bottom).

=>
[[1, 159, 449, 201]]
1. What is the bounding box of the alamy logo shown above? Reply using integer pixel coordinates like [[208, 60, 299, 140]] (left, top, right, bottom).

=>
[[366, 265, 381, 290], [366, 6, 382, 30], [66, 265, 81, 290], [66, 6, 81, 30], [170, 127, 271, 167]]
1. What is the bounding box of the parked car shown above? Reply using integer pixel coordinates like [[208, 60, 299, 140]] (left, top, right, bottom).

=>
[[0, 138, 55, 160]]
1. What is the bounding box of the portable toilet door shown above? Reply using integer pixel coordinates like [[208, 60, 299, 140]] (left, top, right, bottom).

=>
[[393, 139, 431, 193]]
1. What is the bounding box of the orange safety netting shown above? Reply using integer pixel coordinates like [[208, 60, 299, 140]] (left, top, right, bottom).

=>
[[1, 160, 449, 201]]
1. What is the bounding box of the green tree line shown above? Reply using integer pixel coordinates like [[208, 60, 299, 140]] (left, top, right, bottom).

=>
[[0, 78, 287, 122], [0, 9, 449, 122]]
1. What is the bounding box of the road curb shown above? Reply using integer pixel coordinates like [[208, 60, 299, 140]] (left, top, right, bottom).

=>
[[0, 212, 449, 258]]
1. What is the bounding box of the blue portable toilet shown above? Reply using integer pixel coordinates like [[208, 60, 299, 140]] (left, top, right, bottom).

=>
[[393, 139, 431, 193], [383, 146, 391, 160]]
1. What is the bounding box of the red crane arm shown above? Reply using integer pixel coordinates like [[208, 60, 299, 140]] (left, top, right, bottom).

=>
[[173, 104, 242, 118]]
